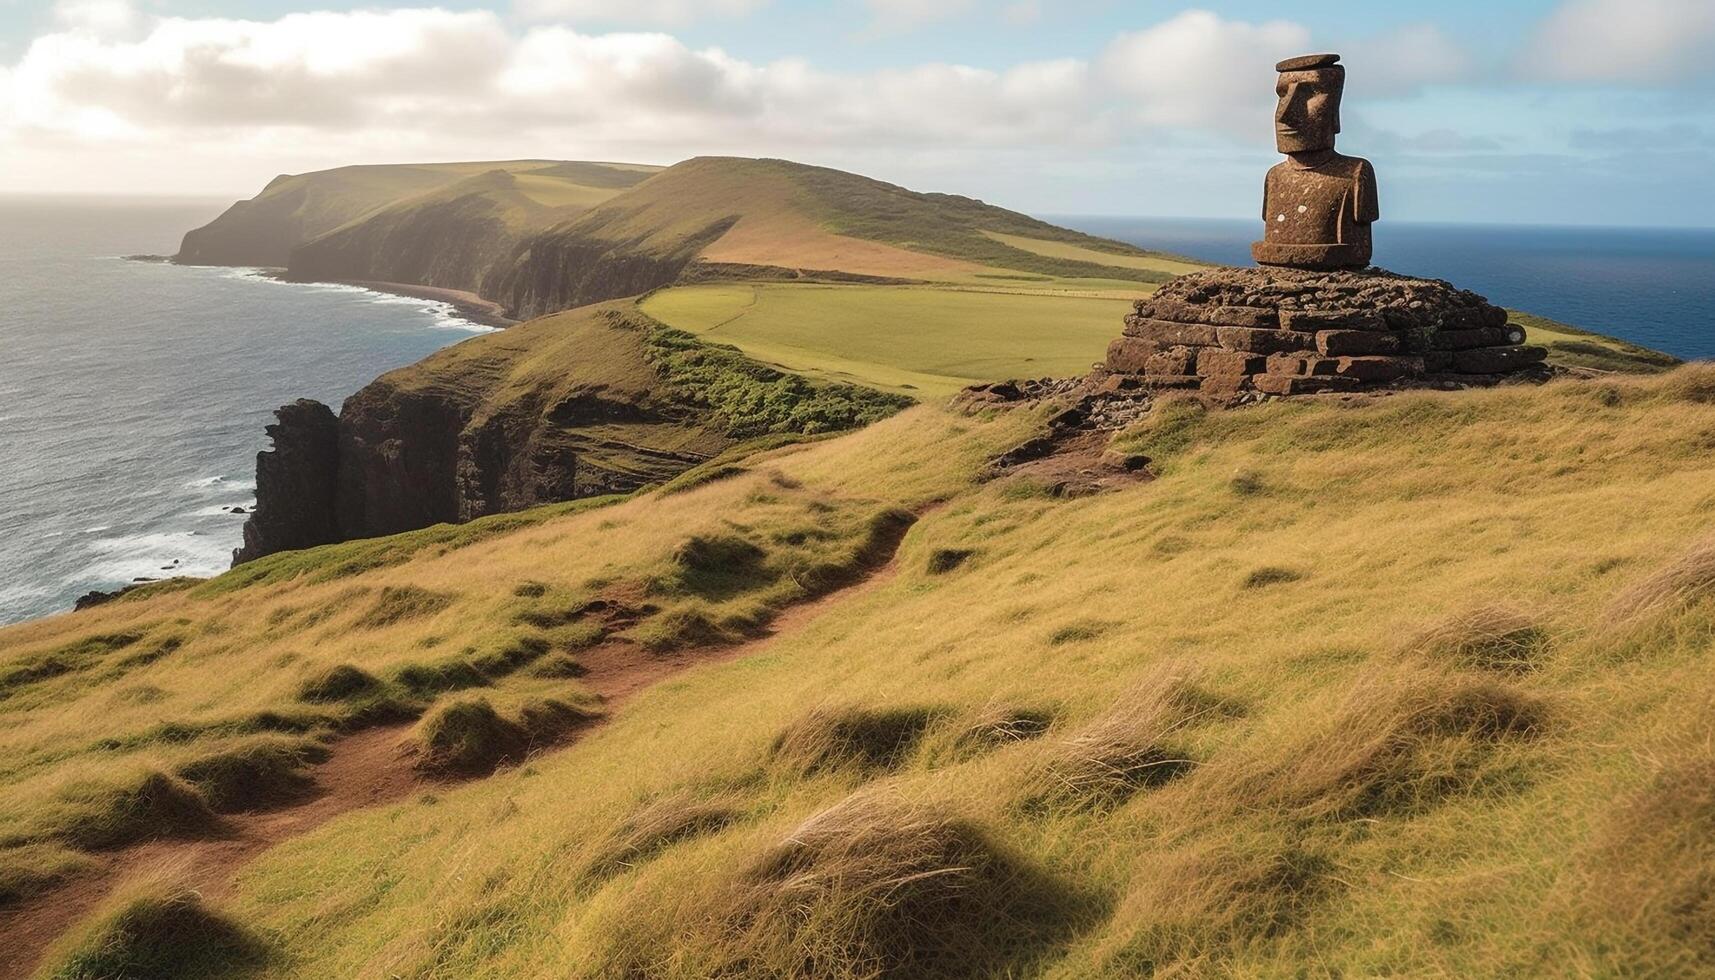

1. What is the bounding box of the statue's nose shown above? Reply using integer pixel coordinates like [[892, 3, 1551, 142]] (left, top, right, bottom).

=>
[[1277, 84, 1302, 125]]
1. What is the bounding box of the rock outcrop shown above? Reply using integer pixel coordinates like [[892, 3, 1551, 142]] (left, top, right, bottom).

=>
[[1093, 267, 1548, 398], [233, 400, 341, 564], [233, 305, 909, 565], [234, 334, 722, 564]]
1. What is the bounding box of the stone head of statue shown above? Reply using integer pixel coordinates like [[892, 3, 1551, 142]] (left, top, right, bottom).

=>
[[1274, 53, 1344, 155]]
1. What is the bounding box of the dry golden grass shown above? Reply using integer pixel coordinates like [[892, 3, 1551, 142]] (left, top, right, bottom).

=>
[[1018, 665, 1212, 813], [584, 790, 1084, 979], [12, 366, 1715, 975], [700, 213, 992, 281], [1607, 534, 1715, 622], [39, 873, 268, 979], [1406, 605, 1551, 672]]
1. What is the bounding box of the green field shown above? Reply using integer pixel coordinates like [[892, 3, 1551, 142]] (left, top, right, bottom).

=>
[[641, 283, 1135, 396]]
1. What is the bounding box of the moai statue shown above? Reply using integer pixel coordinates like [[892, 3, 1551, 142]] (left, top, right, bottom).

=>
[[1251, 54, 1377, 271]]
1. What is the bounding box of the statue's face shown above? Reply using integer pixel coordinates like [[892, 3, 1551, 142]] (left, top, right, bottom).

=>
[[1274, 69, 1341, 154]]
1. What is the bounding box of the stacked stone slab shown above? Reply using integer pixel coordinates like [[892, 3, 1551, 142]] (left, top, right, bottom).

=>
[[1095, 267, 1548, 397]]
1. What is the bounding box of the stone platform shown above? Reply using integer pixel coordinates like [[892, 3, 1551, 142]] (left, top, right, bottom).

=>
[[1093, 267, 1549, 398]]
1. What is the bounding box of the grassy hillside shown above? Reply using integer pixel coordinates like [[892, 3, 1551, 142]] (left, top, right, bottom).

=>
[[484, 157, 1198, 320], [284, 165, 658, 293], [175, 160, 661, 269], [7, 364, 1715, 976], [640, 283, 1132, 397]]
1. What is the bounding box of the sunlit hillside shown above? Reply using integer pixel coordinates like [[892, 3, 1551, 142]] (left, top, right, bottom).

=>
[[175, 160, 663, 269], [7, 363, 1715, 977]]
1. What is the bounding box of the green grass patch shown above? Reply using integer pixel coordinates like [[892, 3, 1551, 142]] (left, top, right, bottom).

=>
[[641, 283, 1133, 397]]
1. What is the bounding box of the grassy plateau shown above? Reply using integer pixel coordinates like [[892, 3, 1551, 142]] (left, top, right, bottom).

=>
[[5, 360, 1715, 976]]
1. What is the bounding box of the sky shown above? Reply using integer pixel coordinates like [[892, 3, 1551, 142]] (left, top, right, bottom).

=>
[[1, 0, 1713, 226]]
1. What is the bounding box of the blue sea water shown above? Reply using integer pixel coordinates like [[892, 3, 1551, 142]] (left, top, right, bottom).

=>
[[1059, 217, 1715, 362], [0, 197, 497, 626]]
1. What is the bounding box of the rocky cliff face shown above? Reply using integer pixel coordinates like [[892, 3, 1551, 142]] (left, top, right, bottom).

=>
[[285, 196, 514, 294], [236, 374, 717, 564], [177, 182, 311, 268], [233, 400, 341, 563], [234, 305, 909, 566], [482, 215, 738, 321], [231, 307, 716, 564]]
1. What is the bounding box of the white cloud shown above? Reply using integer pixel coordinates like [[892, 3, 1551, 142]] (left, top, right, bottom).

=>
[[10, 10, 513, 134], [52, 0, 138, 35], [1524, 0, 1715, 83], [515, 0, 769, 27], [0, 5, 1519, 198], [1347, 23, 1473, 97], [1098, 10, 1309, 132], [3, 6, 1105, 154]]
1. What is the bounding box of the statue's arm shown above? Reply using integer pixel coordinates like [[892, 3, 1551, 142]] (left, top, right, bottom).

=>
[[1355, 159, 1380, 223]]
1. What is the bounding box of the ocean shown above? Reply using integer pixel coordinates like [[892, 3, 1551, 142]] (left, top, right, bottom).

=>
[[1059, 216, 1715, 362], [1, 200, 1711, 626], [0, 198, 497, 626]]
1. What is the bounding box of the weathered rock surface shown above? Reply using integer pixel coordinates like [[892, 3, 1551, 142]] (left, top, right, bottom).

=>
[[234, 325, 723, 564], [1093, 267, 1548, 398], [233, 400, 341, 564]]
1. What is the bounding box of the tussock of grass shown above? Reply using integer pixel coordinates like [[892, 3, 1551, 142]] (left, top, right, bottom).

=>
[[1651, 362, 1715, 404], [628, 606, 728, 652], [593, 792, 1080, 979], [582, 790, 741, 884], [174, 737, 330, 813], [1095, 832, 1329, 974], [51, 772, 219, 850], [1406, 606, 1549, 672], [389, 657, 488, 698], [529, 653, 588, 679], [1242, 566, 1305, 590], [470, 633, 552, 678], [413, 699, 521, 776], [925, 547, 977, 574], [952, 701, 1054, 752], [91, 709, 328, 754], [670, 534, 773, 599], [789, 508, 918, 597], [917, 701, 1054, 768], [1607, 535, 1715, 622], [1047, 618, 1114, 646], [0, 632, 145, 697], [41, 880, 268, 980], [770, 704, 942, 777], [1020, 668, 1204, 812], [352, 586, 457, 630], [414, 696, 595, 777], [295, 664, 381, 703], [1208, 667, 1546, 821]]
